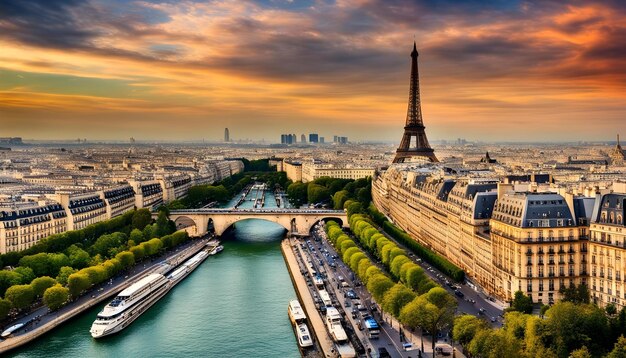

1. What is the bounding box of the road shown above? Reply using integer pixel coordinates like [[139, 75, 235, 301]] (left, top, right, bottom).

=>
[[370, 223, 505, 328], [300, 224, 422, 358]]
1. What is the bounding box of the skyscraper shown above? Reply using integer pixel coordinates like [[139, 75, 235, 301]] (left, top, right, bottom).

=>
[[393, 42, 438, 163], [301, 134, 306, 143], [309, 133, 319, 143], [224, 128, 230, 142]]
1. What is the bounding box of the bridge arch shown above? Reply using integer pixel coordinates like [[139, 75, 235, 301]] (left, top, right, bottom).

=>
[[166, 209, 349, 238]]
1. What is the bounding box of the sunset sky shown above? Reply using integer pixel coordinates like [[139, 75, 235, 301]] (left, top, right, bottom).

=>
[[0, 0, 625, 142]]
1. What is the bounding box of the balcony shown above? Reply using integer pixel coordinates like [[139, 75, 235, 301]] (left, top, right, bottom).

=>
[[549, 260, 555, 265], [559, 249, 566, 254], [581, 246, 588, 252], [538, 273, 544, 278], [549, 273, 555, 277], [526, 250, 533, 256]]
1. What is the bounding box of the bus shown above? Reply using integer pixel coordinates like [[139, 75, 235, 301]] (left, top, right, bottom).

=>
[[363, 316, 380, 339], [319, 289, 332, 306]]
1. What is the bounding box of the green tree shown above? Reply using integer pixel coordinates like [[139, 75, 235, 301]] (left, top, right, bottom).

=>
[[30, 276, 57, 297], [155, 210, 170, 237], [570, 346, 592, 358], [5, 284, 35, 310], [453, 314, 488, 346], [130, 244, 146, 261], [544, 302, 609, 357], [131, 209, 152, 230], [43, 284, 70, 311], [390, 255, 411, 279], [129, 228, 144, 244], [332, 190, 351, 210], [286, 182, 308, 207], [56, 266, 77, 286], [399, 287, 457, 351], [381, 283, 416, 317], [67, 245, 91, 269], [509, 290, 533, 314], [90, 232, 126, 258], [366, 274, 394, 302], [18, 253, 51, 277], [115, 251, 135, 270], [14, 266, 36, 284], [307, 183, 330, 204], [67, 272, 91, 298], [0, 270, 23, 297], [0, 298, 11, 320]]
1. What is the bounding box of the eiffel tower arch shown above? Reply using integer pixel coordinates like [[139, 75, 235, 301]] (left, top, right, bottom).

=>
[[393, 42, 438, 163]]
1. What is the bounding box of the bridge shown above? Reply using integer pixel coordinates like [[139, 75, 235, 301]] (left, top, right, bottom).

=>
[[163, 208, 349, 237]]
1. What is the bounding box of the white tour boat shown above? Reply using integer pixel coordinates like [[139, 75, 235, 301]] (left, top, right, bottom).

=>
[[90, 273, 170, 338]]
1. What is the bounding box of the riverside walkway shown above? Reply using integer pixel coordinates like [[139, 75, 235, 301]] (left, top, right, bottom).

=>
[[281, 239, 335, 358], [0, 237, 213, 355]]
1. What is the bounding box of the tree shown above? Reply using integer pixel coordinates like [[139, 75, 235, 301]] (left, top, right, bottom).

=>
[[0, 298, 11, 320], [570, 346, 592, 358], [332, 190, 351, 210], [0, 270, 23, 297], [56, 266, 77, 286], [129, 228, 144, 244], [5, 284, 35, 310], [14, 266, 36, 284], [43, 285, 70, 311], [155, 210, 170, 237], [67, 245, 91, 269], [405, 266, 429, 292], [131, 209, 152, 230], [453, 314, 488, 346], [307, 183, 330, 204], [115, 251, 135, 270], [286, 182, 308, 207], [382, 283, 416, 317], [90, 232, 126, 258], [509, 291, 533, 314], [400, 287, 457, 351], [31, 276, 57, 297], [130, 244, 146, 261], [366, 274, 395, 302], [18, 253, 51, 277], [607, 336, 626, 358], [390, 255, 411, 279], [544, 302, 609, 357], [67, 272, 91, 298]]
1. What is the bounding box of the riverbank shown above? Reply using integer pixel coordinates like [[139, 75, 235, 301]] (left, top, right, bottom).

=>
[[281, 239, 334, 358], [0, 237, 212, 355]]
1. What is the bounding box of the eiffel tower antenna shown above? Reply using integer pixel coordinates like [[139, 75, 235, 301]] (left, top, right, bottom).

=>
[[392, 42, 438, 163]]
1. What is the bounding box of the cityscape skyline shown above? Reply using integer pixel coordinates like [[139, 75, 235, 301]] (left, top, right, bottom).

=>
[[1, 1, 625, 142]]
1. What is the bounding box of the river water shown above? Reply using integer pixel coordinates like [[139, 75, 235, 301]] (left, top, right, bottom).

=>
[[10, 185, 299, 358]]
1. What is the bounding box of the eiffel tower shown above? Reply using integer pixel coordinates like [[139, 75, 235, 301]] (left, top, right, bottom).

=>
[[393, 42, 438, 163]]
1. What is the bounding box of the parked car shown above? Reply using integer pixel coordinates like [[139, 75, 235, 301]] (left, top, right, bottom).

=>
[[378, 347, 391, 358], [454, 290, 464, 298]]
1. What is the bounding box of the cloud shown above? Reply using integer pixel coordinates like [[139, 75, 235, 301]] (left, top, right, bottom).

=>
[[0, 0, 625, 141]]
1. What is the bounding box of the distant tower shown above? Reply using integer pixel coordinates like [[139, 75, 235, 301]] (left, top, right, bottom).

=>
[[393, 42, 438, 163], [301, 134, 306, 143], [224, 128, 230, 142], [292, 133, 297, 143], [611, 134, 625, 165]]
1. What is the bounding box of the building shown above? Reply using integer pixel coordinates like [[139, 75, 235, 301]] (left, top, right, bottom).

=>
[[301, 161, 375, 183], [283, 160, 303, 182], [320, 137, 325, 144], [589, 192, 626, 308], [129, 180, 163, 210], [56, 192, 108, 231], [301, 134, 306, 143], [224, 128, 230, 142], [158, 175, 192, 203], [101, 185, 135, 219], [490, 192, 590, 303], [0, 203, 67, 253], [372, 165, 596, 303], [309, 134, 319, 143]]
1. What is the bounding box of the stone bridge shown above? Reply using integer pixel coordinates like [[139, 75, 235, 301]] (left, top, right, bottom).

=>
[[161, 208, 349, 237]]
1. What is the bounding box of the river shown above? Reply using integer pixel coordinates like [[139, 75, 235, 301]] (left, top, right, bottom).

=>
[[9, 185, 299, 357]]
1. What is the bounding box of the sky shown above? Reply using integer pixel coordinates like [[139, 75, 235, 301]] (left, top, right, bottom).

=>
[[0, 0, 625, 142]]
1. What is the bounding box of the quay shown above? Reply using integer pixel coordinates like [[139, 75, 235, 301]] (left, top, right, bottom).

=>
[[0, 236, 216, 355], [281, 239, 335, 358]]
